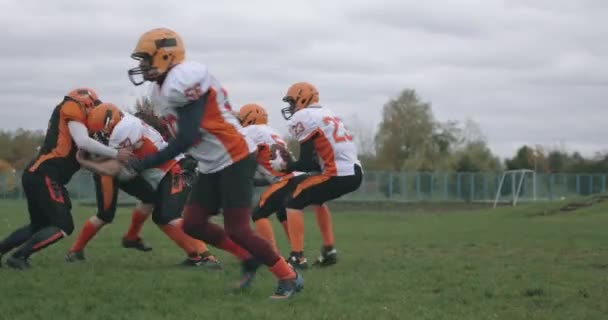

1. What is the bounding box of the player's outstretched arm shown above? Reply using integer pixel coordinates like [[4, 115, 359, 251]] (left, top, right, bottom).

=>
[[136, 93, 207, 171], [76, 150, 123, 176], [68, 121, 132, 162]]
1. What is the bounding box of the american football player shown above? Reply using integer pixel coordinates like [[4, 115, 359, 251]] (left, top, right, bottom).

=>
[[0, 88, 133, 269], [238, 103, 313, 268], [271, 82, 363, 267], [66, 103, 221, 269], [126, 28, 302, 299]]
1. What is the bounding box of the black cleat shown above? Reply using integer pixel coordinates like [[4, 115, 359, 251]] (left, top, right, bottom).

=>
[[236, 258, 261, 290], [269, 270, 304, 300], [65, 250, 86, 262], [287, 251, 308, 270], [121, 237, 152, 252], [179, 254, 222, 270], [6, 256, 31, 270], [312, 246, 337, 267]]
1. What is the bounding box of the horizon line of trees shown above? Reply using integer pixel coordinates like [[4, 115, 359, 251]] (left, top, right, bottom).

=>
[[0, 89, 606, 174]]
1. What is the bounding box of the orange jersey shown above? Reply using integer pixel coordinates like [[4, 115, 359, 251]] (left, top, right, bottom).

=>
[[108, 113, 181, 188], [149, 61, 256, 174], [28, 98, 87, 184]]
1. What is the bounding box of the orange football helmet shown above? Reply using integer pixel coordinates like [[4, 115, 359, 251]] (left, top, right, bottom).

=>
[[128, 28, 185, 85], [87, 103, 123, 135], [66, 88, 101, 111], [238, 103, 268, 127], [281, 82, 319, 120]]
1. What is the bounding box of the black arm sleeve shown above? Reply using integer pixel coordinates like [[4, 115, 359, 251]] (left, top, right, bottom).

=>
[[140, 93, 207, 170], [285, 137, 320, 172]]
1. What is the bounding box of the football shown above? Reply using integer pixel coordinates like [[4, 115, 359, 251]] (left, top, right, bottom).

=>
[[270, 144, 291, 162]]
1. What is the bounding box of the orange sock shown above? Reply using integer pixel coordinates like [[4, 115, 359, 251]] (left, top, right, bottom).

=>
[[254, 218, 278, 252], [280, 220, 290, 242], [287, 209, 304, 252], [159, 224, 198, 256], [193, 239, 209, 255], [269, 258, 296, 280], [70, 219, 102, 252], [169, 218, 209, 254], [124, 209, 149, 241], [314, 205, 334, 246]]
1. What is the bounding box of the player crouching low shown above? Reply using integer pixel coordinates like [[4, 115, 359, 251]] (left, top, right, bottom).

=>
[[238, 103, 312, 268], [66, 103, 220, 269], [271, 82, 364, 268]]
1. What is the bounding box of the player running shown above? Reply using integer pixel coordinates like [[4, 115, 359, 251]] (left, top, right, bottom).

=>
[[237, 103, 311, 264], [125, 28, 302, 299], [0, 89, 132, 269], [270, 82, 363, 268], [66, 103, 221, 269]]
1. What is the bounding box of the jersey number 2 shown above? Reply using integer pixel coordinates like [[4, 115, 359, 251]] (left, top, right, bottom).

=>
[[323, 117, 352, 143]]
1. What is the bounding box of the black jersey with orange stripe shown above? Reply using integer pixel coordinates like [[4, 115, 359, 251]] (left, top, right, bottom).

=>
[[28, 98, 87, 185]]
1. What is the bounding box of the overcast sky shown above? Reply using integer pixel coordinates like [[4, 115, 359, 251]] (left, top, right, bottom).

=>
[[1, 0, 606, 158]]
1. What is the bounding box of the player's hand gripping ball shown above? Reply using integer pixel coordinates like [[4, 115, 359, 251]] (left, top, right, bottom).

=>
[[270, 144, 290, 171]]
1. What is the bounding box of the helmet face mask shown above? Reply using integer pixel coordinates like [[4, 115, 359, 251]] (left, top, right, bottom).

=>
[[128, 53, 156, 85], [281, 97, 297, 120]]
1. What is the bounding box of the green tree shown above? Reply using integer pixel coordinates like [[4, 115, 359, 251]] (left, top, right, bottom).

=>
[[374, 89, 435, 171]]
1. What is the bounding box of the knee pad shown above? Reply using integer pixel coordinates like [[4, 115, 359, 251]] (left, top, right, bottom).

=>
[[58, 219, 75, 236], [251, 206, 265, 222], [96, 209, 116, 224], [151, 210, 172, 226]]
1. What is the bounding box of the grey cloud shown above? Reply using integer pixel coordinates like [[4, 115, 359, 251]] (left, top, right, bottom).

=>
[[1, 0, 607, 159]]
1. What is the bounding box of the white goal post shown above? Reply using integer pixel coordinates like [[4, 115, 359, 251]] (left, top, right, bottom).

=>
[[493, 169, 536, 208]]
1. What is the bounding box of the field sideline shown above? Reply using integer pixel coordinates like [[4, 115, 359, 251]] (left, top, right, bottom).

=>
[[0, 199, 607, 320]]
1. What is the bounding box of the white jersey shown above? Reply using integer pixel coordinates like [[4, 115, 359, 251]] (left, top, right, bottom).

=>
[[288, 105, 359, 176], [241, 124, 303, 184], [109, 113, 181, 188], [149, 61, 256, 174]]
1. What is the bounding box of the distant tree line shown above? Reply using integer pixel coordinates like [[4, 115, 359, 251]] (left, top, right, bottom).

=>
[[0, 90, 606, 174]]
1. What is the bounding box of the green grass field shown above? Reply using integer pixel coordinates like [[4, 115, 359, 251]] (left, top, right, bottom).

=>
[[0, 199, 607, 320]]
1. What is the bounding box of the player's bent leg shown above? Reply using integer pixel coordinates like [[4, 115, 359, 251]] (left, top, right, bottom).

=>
[[68, 174, 119, 261], [182, 203, 251, 262], [67, 216, 106, 262], [0, 225, 34, 263], [219, 154, 302, 298], [276, 208, 291, 242], [121, 203, 152, 252], [284, 175, 336, 269], [252, 206, 279, 254]]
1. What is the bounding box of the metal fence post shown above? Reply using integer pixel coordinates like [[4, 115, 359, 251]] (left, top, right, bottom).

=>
[[457, 173, 461, 200], [470, 174, 475, 202], [589, 174, 593, 195], [444, 173, 448, 201], [388, 172, 393, 199], [603, 175, 606, 194], [549, 174, 554, 200], [416, 173, 421, 200], [576, 174, 580, 195]]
